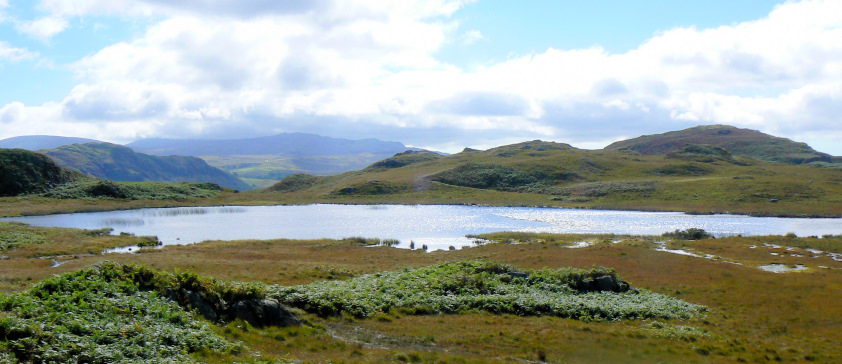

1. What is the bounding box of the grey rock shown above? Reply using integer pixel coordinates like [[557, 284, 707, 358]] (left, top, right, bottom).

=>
[[184, 290, 218, 321], [231, 298, 301, 328]]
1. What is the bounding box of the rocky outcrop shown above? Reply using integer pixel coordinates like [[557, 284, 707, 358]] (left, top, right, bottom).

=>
[[166, 289, 300, 327], [575, 275, 632, 293], [231, 298, 301, 328]]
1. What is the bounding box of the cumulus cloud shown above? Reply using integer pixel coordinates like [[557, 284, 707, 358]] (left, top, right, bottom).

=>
[[2, 0, 842, 154]]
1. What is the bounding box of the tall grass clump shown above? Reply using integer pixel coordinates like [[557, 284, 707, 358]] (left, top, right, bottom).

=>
[[272, 260, 706, 320], [0, 262, 237, 363]]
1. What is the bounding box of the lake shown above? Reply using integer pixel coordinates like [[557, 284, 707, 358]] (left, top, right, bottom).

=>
[[2, 204, 842, 251]]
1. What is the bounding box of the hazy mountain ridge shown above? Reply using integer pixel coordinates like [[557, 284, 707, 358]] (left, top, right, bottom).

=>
[[0, 135, 103, 150], [127, 132, 411, 157], [42, 143, 251, 190], [605, 125, 833, 165]]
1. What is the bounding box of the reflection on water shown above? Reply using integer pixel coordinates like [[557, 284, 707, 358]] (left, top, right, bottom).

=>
[[3, 204, 842, 251], [139, 206, 247, 217], [100, 218, 145, 227]]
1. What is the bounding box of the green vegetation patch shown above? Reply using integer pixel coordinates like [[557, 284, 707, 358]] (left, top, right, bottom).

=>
[[330, 180, 409, 196], [666, 144, 735, 163], [366, 150, 441, 170], [0, 223, 48, 251], [0, 262, 238, 363], [555, 181, 656, 201], [267, 173, 322, 192], [273, 260, 706, 320], [431, 163, 557, 191], [42, 180, 224, 200], [648, 164, 713, 176]]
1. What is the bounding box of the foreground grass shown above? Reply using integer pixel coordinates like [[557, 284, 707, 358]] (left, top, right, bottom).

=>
[[2, 223, 842, 362]]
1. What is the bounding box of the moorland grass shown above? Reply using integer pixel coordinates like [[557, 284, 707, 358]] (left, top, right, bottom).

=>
[[2, 223, 842, 362]]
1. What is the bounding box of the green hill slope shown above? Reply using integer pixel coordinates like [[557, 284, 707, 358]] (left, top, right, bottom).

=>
[[265, 139, 842, 217], [604, 124, 833, 164], [0, 149, 86, 197], [42, 143, 251, 190]]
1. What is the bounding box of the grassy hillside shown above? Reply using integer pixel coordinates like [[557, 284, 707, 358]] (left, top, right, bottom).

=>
[[0, 148, 86, 197], [265, 140, 842, 217], [43, 143, 251, 190], [605, 124, 834, 164]]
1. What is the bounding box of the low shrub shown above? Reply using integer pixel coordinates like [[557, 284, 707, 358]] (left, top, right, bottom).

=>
[[272, 260, 706, 320], [0, 262, 238, 363]]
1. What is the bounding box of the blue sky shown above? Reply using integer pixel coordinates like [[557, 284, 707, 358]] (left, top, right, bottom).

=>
[[1, 0, 841, 155], [437, 0, 782, 66]]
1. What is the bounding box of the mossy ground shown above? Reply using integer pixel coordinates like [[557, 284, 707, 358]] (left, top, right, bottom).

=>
[[1, 222, 841, 362]]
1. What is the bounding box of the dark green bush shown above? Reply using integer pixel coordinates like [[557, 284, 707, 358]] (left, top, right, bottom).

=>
[[662, 228, 715, 240]]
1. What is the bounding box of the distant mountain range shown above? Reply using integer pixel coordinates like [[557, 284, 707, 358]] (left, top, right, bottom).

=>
[[605, 125, 833, 165], [126, 133, 417, 187], [126, 133, 411, 157], [0, 133, 417, 189], [0, 135, 103, 150], [41, 143, 250, 190]]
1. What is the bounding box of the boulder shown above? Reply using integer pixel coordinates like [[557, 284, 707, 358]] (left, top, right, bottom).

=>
[[231, 298, 301, 328]]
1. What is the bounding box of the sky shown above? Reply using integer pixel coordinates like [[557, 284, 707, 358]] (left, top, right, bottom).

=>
[[1, 0, 841, 155]]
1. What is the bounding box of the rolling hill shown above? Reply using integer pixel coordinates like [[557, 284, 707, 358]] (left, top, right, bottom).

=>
[[0, 148, 86, 197], [604, 124, 833, 164], [42, 143, 251, 190], [264, 132, 842, 217]]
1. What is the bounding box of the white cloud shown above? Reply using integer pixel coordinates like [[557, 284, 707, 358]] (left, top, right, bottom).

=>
[[17, 15, 69, 40], [2, 0, 842, 155], [0, 41, 38, 61]]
